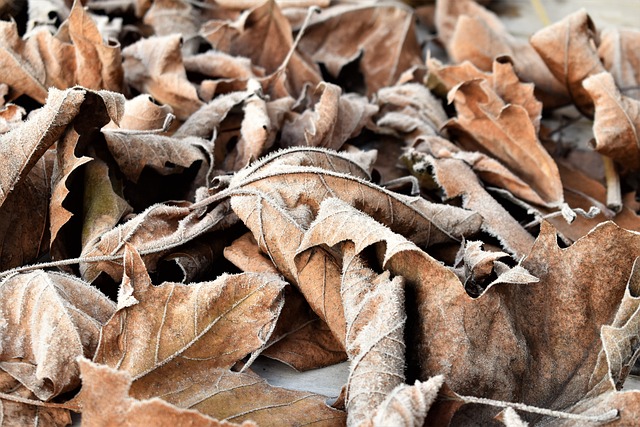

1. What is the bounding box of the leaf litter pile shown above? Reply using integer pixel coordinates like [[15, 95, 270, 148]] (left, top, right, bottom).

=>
[[2, 0, 640, 425]]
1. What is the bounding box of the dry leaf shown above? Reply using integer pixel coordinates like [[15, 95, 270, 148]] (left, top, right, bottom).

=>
[[201, 0, 321, 97], [0, 270, 115, 400], [281, 81, 377, 150], [434, 0, 569, 108], [583, 72, 640, 172], [598, 28, 640, 101], [104, 94, 174, 132], [298, 2, 423, 96], [445, 74, 563, 207], [530, 9, 606, 117], [77, 359, 254, 427], [122, 34, 203, 120], [93, 244, 286, 386], [174, 90, 249, 139], [0, 103, 25, 134], [143, 0, 199, 54]]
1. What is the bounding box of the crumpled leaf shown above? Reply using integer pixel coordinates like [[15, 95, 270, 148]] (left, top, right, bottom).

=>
[[434, 0, 569, 108], [530, 9, 606, 117], [122, 34, 203, 120], [77, 359, 255, 427], [174, 90, 249, 139], [583, 72, 640, 172], [0, 270, 115, 401], [143, 0, 199, 54], [281, 81, 377, 150], [445, 72, 563, 207], [103, 94, 174, 132], [228, 147, 481, 343], [201, 0, 321, 97], [598, 28, 640, 101], [403, 139, 535, 258], [224, 232, 346, 370], [80, 200, 234, 283], [0, 151, 52, 270], [0, 103, 25, 134], [93, 244, 286, 387], [298, 2, 424, 96], [0, 87, 122, 208]]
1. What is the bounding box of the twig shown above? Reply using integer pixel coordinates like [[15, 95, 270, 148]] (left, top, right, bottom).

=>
[[602, 155, 622, 213], [0, 392, 80, 412]]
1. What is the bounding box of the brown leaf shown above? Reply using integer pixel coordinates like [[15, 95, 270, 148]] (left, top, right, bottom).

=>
[[67, 0, 125, 94], [77, 359, 254, 427], [104, 94, 174, 132], [298, 2, 423, 96], [0, 151, 52, 270], [122, 34, 203, 120], [530, 9, 606, 117], [0, 87, 123, 209], [583, 72, 640, 172], [0, 270, 115, 400], [228, 147, 481, 343], [201, 0, 321, 97], [371, 82, 447, 141], [93, 244, 286, 386], [143, 0, 199, 53], [434, 0, 569, 108], [174, 90, 249, 139], [598, 28, 640, 101], [445, 75, 563, 207], [281, 82, 377, 150], [0, 373, 71, 427], [403, 140, 535, 257], [80, 200, 233, 283], [0, 103, 25, 134]]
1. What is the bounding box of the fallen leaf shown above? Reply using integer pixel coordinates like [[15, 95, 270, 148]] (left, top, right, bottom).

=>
[[0, 103, 25, 134], [598, 28, 640, 101], [298, 2, 423, 96], [122, 34, 203, 120], [143, 0, 199, 54], [104, 94, 174, 132], [530, 9, 606, 117], [583, 72, 640, 172], [93, 244, 286, 387], [77, 358, 254, 427], [434, 0, 570, 108], [0, 270, 115, 400]]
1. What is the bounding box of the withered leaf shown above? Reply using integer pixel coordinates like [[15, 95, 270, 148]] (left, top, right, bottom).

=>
[[0, 152, 52, 270], [143, 0, 199, 53], [128, 364, 345, 426], [174, 90, 249, 140], [0, 270, 115, 401], [0, 103, 25, 134], [122, 34, 203, 120], [80, 200, 233, 283], [298, 2, 423, 96], [201, 0, 321, 97], [434, 0, 569, 108], [0, 87, 123, 208], [77, 359, 255, 427], [104, 94, 174, 132], [93, 245, 286, 387], [598, 28, 640, 100], [530, 9, 606, 117], [281, 81, 377, 150], [445, 75, 563, 207], [583, 72, 640, 172]]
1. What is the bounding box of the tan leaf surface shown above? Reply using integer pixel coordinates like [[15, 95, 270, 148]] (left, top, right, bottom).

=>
[[122, 34, 203, 120], [77, 359, 253, 427], [104, 94, 174, 132], [127, 364, 345, 426], [173, 90, 249, 139], [201, 0, 321, 97], [598, 28, 640, 100], [0, 372, 71, 427], [583, 72, 640, 172], [445, 76, 563, 206], [0, 270, 115, 400], [0, 87, 120, 208], [67, 0, 124, 94], [403, 142, 535, 258], [0, 152, 52, 270], [298, 2, 423, 96], [0, 103, 25, 134], [530, 9, 606, 117], [225, 233, 346, 370], [434, 0, 569, 108], [93, 245, 286, 386], [80, 200, 233, 283], [143, 0, 199, 53]]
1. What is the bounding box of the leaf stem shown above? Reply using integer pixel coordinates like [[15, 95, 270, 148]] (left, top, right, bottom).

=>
[[0, 392, 80, 412], [602, 155, 622, 213]]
